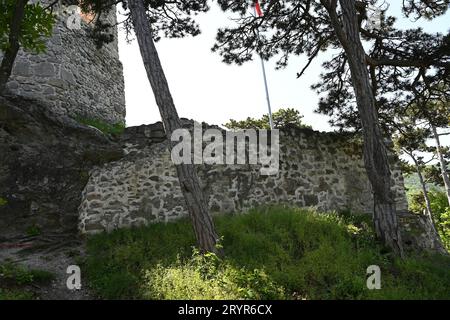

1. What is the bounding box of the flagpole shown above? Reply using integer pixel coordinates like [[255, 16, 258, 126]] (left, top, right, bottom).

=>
[[259, 55, 274, 130], [254, 2, 274, 130]]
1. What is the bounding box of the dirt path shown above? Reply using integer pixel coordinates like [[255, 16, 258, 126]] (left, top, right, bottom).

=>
[[0, 234, 94, 300]]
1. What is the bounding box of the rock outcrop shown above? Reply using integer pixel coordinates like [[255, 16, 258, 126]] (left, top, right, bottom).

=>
[[0, 95, 122, 239]]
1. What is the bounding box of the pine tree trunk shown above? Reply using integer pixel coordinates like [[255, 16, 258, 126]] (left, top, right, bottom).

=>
[[408, 151, 444, 248], [431, 125, 450, 206], [416, 165, 434, 221], [0, 0, 28, 94], [128, 0, 219, 253], [325, 0, 404, 256]]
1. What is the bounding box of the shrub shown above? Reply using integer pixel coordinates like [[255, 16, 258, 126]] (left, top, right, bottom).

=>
[[407, 190, 450, 251], [26, 224, 41, 237], [0, 288, 34, 300], [0, 263, 54, 285], [141, 249, 285, 300], [0, 263, 55, 300], [438, 208, 450, 250]]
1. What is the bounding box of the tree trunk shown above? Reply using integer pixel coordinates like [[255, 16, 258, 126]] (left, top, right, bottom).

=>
[[416, 163, 434, 221], [408, 150, 444, 246], [431, 125, 450, 206], [404, 150, 448, 255], [324, 0, 404, 256], [128, 0, 220, 253], [0, 0, 28, 94]]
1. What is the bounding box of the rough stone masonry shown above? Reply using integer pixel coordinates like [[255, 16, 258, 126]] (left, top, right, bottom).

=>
[[0, 2, 125, 124], [78, 122, 409, 234]]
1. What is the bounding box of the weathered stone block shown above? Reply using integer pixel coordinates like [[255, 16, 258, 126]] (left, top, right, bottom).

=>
[[61, 68, 75, 84], [35, 62, 55, 77], [13, 62, 31, 77]]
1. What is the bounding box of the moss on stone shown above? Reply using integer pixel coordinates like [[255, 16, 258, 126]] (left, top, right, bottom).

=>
[[75, 117, 125, 136]]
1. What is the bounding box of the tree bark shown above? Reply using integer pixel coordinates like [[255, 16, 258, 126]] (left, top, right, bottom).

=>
[[431, 125, 450, 206], [415, 162, 434, 221], [127, 0, 219, 253], [0, 0, 28, 94], [408, 151, 447, 253], [323, 0, 404, 256], [407, 150, 444, 246]]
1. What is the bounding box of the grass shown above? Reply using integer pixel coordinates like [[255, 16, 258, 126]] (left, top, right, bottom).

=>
[[0, 288, 35, 300], [75, 117, 125, 136], [26, 224, 41, 237], [0, 262, 55, 300], [0, 197, 7, 206], [84, 207, 450, 300]]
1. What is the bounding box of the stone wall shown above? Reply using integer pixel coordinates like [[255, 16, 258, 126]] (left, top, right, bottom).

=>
[[0, 3, 125, 124], [78, 123, 409, 234]]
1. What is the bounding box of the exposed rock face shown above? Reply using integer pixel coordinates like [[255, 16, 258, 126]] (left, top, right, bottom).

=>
[[0, 3, 125, 124], [78, 122, 409, 233], [398, 211, 447, 253], [0, 96, 123, 239]]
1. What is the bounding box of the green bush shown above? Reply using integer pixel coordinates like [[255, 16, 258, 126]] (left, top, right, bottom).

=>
[[26, 224, 41, 237], [0, 263, 54, 286], [1, 264, 34, 285], [85, 207, 450, 300], [142, 249, 284, 300], [429, 191, 449, 216], [407, 190, 450, 251], [0, 197, 7, 206], [438, 208, 450, 250], [0, 288, 34, 300], [0, 263, 55, 300], [85, 219, 196, 299]]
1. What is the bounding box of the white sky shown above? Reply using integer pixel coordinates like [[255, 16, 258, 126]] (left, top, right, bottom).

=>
[[117, 3, 450, 147]]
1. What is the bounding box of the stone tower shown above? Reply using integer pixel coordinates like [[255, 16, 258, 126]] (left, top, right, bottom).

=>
[[1, 2, 126, 124]]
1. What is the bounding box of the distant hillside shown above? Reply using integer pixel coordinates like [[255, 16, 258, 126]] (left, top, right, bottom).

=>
[[403, 173, 445, 193]]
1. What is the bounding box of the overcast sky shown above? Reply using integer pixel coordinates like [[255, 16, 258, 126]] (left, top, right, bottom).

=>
[[117, 3, 449, 144]]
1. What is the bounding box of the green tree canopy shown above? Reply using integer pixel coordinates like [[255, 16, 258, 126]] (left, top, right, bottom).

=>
[[224, 108, 311, 130], [0, 0, 55, 54]]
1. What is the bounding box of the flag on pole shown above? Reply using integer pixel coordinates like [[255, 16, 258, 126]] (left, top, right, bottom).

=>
[[254, 0, 263, 17]]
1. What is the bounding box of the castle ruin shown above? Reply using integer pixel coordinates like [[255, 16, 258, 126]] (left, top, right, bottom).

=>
[[3, 2, 439, 251], [1, 2, 125, 124]]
